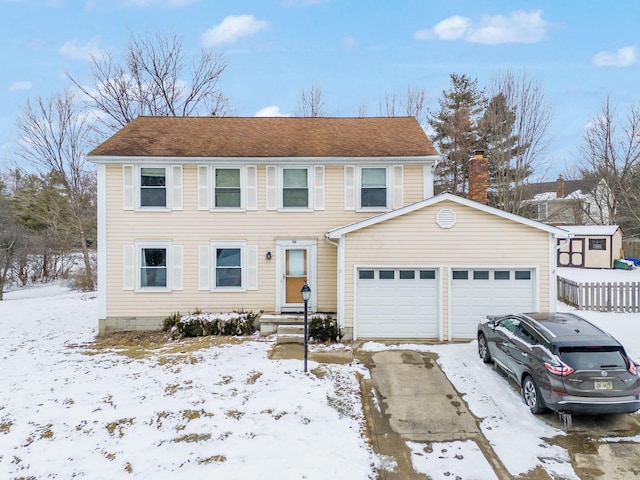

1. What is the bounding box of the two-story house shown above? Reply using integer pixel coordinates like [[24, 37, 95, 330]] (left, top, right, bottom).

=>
[[88, 117, 568, 341]]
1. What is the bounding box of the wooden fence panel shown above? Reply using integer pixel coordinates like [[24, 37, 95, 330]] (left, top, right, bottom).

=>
[[557, 277, 640, 312]]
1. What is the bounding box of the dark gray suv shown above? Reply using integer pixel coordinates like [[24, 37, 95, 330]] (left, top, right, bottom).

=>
[[477, 312, 640, 415]]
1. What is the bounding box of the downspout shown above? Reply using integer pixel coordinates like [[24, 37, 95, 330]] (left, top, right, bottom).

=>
[[325, 234, 344, 332]]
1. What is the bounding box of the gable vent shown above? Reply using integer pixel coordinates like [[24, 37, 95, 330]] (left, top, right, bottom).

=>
[[436, 208, 456, 229]]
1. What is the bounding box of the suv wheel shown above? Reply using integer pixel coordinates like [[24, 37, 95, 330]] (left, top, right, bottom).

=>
[[522, 375, 545, 414], [478, 333, 492, 363]]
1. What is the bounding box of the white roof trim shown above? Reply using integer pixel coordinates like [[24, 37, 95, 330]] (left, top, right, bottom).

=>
[[326, 192, 571, 239], [87, 155, 440, 166], [558, 225, 620, 236]]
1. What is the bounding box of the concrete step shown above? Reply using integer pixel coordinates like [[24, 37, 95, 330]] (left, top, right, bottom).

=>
[[276, 324, 306, 345]]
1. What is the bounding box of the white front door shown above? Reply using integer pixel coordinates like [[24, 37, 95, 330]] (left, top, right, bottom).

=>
[[276, 239, 317, 312]]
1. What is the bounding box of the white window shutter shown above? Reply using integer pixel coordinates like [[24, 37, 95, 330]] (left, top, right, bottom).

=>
[[392, 165, 403, 209], [344, 166, 355, 210], [247, 245, 258, 290], [198, 245, 210, 291], [314, 166, 325, 210], [198, 165, 209, 210], [266, 165, 277, 210], [123, 244, 135, 290], [246, 166, 257, 210], [172, 165, 183, 210], [172, 245, 183, 290], [123, 165, 134, 210]]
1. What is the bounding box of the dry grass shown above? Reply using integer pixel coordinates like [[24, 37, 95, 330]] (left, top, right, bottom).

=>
[[84, 330, 247, 360]]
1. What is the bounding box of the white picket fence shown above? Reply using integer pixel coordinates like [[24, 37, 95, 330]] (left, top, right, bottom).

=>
[[557, 276, 640, 312]]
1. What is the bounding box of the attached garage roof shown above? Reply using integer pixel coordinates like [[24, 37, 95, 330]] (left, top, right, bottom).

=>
[[88, 116, 438, 159], [327, 193, 571, 239]]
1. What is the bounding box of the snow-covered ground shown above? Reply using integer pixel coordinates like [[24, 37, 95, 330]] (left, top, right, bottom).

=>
[[1, 267, 638, 479], [0, 284, 377, 479]]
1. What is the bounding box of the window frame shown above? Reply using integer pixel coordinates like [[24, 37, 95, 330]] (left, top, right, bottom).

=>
[[589, 238, 607, 251], [212, 166, 245, 211], [211, 241, 247, 291], [136, 241, 172, 292], [280, 167, 311, 210], [537, 202, 548, 220], [357, 166, 389, 211], [139, 166, 169, 209]]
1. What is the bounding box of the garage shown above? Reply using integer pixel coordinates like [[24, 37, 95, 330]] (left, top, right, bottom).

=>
[[356, 267, 438, 338], [450, 268, 535, 340]]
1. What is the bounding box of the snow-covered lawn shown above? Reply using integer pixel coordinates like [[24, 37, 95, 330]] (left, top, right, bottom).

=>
[[0, 284, 377, 479], [1, 267, 638, 479]]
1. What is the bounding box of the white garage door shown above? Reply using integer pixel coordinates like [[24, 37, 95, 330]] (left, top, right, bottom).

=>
[[356, 268, 438, 339], [450, 268, 535, 340]]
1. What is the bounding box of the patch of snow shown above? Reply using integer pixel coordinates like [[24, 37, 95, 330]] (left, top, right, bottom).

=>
[[407, 440, 498, 480]]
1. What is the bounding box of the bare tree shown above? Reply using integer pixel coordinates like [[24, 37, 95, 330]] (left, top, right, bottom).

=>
[[67, 31, 230, 135], [577, 96, 640, 235], [15, 90, 96, 290], [295, 85, 327, 117], [480, 70, 553, 214], [378, 86, 429, 125]]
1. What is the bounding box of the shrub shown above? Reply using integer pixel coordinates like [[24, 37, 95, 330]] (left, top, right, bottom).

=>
[[169, 310, 259, 339], [309, 315, 343, 343]]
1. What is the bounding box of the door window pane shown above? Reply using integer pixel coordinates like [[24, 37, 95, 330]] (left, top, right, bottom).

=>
[[494, 271, 510, 280], [379, 270, 395, 279], [400, 270, 415, 279], [452, 270, 468, 280], [140, 168, 166, 207], [283, 168, 308, 207], [215, 168, 241, 208], [216, 248, 242, 287], [359, 270, 374, 279], [420, 270, 436, 279], [361, 168, 387, 207], [140, 248, 167, 287], [515, 271, 531, 280], [474, 271, 489, 280], [287, 250, 305, 276]]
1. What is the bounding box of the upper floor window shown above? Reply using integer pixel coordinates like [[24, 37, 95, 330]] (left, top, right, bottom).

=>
[[537, 203, 548, 220], [214, 168, 241, 208], [282, 168, 309, 208], [140, 168, 166, 207], [360, 167, 387, 208]]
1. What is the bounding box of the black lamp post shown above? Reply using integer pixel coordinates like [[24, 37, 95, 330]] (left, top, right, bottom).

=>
[[300, 281, 311, 373]]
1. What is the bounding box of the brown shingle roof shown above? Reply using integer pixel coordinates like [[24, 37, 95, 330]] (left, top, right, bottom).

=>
[[88, 116, 438, 158]]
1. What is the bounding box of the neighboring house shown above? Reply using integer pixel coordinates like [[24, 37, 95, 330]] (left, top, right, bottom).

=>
[[557, 225, 623, 269], [524, 176, 612, 226], [88, 117, 569, 341]]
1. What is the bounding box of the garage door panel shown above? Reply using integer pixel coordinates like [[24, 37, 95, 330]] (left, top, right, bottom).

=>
[[451, 269, 534, 340], [356, 269, 438, 339]]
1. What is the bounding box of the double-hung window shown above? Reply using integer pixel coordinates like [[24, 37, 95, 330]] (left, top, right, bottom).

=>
[[589, 238, 606, 251], [140, 247, 167, 288], [282, 168, 309, 208], [213, 242, 245, 289], [140, 167, 167, 207], [360, 167, 387, 208], [214, 168, 242, 208]]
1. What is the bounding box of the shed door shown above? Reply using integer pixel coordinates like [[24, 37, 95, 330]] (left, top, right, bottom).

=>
[[356, 268, 438, 339], [557, 238, 585, 267], [450, 268, 535, 340]]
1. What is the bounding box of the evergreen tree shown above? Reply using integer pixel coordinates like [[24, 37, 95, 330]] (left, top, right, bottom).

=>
[[428, 74, 486, 196]]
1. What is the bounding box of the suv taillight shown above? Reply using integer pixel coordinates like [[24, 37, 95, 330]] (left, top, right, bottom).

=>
[[544, 360, 575, 376], [629, 358, 638, 375]]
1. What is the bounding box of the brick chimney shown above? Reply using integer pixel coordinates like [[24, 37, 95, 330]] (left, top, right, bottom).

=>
[[556, 175, 565, 199], [468, 150, 488, 204]]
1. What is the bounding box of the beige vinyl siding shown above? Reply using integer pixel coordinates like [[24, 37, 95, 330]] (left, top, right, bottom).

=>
[[104, 164, 402, 320], [403, 164, 426, 204], [341, 200, 551, 336]]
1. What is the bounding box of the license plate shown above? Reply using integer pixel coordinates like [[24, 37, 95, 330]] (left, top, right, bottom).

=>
[[595, 380, 612, 390]]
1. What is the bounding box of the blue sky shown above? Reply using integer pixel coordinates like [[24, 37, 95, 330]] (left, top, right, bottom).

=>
[[2, 0, 640, 179]]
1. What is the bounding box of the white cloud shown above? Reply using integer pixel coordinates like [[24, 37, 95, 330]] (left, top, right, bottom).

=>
[[201, 14, 269, 47], [592, 46, 636, 67], [59, 37, 106, 61], [433, 15, 471, 40], [254, 106, 291, 117], [10, 81, 33, 91], [415, 10, 549, 45]]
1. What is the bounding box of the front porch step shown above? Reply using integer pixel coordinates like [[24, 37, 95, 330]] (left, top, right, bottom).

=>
[[276, 324, 306, 345], [259, 313, 306, 336]]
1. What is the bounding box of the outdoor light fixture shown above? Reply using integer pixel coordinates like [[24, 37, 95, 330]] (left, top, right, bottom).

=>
[[266, 251, 272, 260], [300, 281, 311, 373]]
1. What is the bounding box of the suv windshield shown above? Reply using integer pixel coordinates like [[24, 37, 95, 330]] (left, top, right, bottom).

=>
[[559, 346, 627, 370]]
